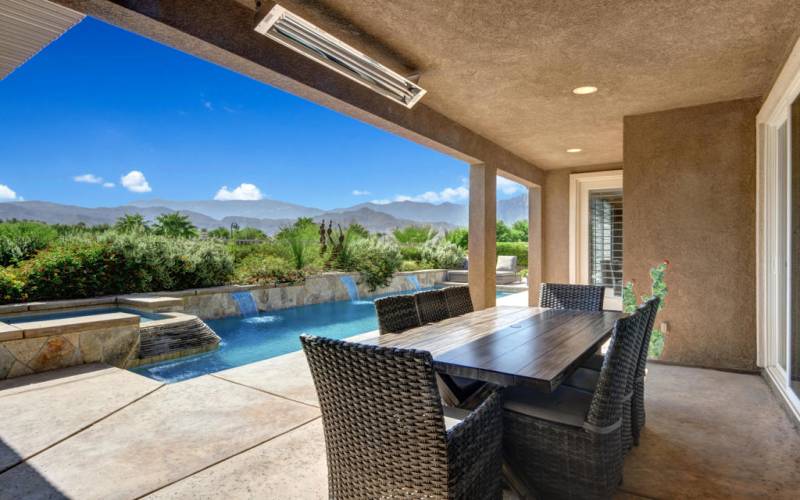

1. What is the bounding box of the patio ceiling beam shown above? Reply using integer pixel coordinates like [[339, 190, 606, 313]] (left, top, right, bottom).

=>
[[51, 0, 544, 187]]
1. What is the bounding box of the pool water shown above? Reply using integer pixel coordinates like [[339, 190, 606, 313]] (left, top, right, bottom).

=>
[[131, 289, 516, 383], [3, 307, 167, 324]]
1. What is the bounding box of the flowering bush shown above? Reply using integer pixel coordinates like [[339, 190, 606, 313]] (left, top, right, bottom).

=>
[[623, 260, 669, 358], [351, 237, 402, 291], [421, 239, 465, 269]]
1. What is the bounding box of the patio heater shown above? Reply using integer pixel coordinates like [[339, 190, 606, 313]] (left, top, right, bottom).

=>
[[253, 2, 426, 109]]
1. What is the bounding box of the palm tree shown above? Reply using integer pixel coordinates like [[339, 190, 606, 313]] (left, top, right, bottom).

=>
[[114, 214, 148, 233], [153, 213, 198, 238]]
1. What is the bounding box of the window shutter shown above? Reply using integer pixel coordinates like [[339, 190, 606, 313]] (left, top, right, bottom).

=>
[[589, 190, 623, 296]]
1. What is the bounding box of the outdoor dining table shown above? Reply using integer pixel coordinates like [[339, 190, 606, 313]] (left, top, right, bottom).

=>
[[364, 305, 625, 394], [363, 304, 626, 498]]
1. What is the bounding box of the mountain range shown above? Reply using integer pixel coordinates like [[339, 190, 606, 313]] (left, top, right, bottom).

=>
[[0, 194, 529, 235]]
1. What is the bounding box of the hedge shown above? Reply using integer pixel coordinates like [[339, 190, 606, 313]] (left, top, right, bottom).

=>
[[1, 233, 234, 304], [495, 242, 528, 268]]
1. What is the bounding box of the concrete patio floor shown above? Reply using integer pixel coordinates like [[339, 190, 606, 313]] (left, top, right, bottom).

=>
[[0, 330, 798, 498]]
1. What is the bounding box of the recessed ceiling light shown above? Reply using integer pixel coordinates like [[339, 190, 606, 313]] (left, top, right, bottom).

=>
[[572, 86, 598, 95], [566, 148, 583, 153]]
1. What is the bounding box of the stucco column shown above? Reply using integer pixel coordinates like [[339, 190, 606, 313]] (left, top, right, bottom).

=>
[[528, 185, 542, 306], [469, 163, 497, 310]]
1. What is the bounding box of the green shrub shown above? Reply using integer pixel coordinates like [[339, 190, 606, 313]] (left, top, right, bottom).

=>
[[392, 225, 437, 245], [16, 233, 234, 302], [399, 246, 423, 262], [276, 221, 322, 270], [0, 221, 59, 266], [233, 227, 267, 240], [421, 239, 465, 269], [445, 228, 468, 249], [351, 237, 402, 291], [235, 254, 304, 286], [495, 242, 528, 268], [400, 260, 423, 272], [0, 267, 24, 303]]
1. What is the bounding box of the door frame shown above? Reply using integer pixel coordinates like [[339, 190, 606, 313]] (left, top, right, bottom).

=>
[[757, 34, 800, 423], [568, 170, 624, 310]]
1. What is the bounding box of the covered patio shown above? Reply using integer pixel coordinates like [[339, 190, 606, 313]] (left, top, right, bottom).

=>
[[2, 0, 800, 497], [1, 333, 799, 498]]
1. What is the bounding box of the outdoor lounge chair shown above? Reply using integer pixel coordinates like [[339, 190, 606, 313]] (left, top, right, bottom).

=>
[[539, 283, 605, 311], [300, 335, 504, 499], [414, 289, 450, 324], [374, 295, 420, 334], [446, 255, 520, 285], [502, 306, 649, 499]]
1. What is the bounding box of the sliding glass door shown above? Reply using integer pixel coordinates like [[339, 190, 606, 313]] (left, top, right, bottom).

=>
[[791, 97, 800, 398]]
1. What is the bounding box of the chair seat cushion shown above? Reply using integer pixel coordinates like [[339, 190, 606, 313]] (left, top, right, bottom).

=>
[[564, 367, 601, 393], [503, 385, 592, 428], [443, 406, 471, 431]]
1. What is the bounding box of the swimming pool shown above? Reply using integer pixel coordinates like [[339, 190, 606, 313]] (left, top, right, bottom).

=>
[[132, 289, 517, 383], [2, 307, 167, 324]]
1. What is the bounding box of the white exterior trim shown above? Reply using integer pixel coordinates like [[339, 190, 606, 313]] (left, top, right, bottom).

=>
[[756, 33, 800, 422], [568, 170, 623, 309]]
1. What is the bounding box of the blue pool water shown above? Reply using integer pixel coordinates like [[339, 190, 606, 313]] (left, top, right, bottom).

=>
[[131, 289, 518, 383], [4, 307, 167, 324]]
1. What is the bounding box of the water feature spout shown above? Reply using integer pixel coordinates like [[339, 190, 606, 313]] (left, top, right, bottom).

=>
[[405, 275, 421, 291], [339, 275, 360, 301], [231, 291, 258, 317]]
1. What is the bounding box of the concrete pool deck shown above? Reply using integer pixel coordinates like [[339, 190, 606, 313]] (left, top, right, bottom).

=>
[[0, 297, 798, 498]]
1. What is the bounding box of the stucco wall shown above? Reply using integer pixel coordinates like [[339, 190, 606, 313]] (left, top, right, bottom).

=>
[[623, 98, 760, 371], [542, 164, 622, 284]]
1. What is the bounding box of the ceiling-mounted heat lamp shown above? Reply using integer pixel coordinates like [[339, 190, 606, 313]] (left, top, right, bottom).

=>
[[254, 4, 426, 109]]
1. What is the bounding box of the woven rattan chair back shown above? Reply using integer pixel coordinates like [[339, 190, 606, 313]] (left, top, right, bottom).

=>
[[415, 289, 450, 324], [300, 335, 450, 498], [587, 306, 649, 430], [374, 294, 421, 334], [539, 283, 605, 311], [632, 297, 661, 442], [442, 286, 474, 317]]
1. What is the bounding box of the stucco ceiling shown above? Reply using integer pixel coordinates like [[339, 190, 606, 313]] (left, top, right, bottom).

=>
[[238, 0, 800, 170]]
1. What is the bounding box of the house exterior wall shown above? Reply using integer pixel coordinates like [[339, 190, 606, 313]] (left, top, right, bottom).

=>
[[623, 98, 760, 371]]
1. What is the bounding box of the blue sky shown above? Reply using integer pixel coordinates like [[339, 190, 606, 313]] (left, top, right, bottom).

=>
[[0, 17, 523, 209]]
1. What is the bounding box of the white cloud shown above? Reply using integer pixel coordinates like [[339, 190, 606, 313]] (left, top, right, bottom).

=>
[[497, 176, 523, 195], [214, 183, 263, 201], [370, 199, 391, 205], [388, 185, 469, 205], [121, 170, 152, 193], [352, 189, 371, 196], [103, 182, 115, 188], [0, 184, 20, 201], [73, 173, 104, 184], [202, 100, 214, 111]]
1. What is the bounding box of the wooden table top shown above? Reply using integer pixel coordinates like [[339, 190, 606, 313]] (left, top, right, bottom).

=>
[[366, 306, 625, 392]]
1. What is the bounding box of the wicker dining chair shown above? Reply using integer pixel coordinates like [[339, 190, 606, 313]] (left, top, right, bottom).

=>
[[632, 297, 661, 445], [563, 299, 654, 455], [415, 289, 451, 324], [443, 286, 474, 317], [502, 307, 649, 499], [300, 335, 504, 499], [374, 294, 421, 334], [568, 297, 660, 451], [539, 283, 605, 311]]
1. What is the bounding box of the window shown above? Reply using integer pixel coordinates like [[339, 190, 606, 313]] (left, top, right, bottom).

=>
[[589, 189, 623, 297]]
